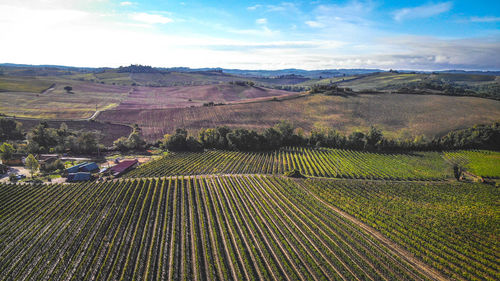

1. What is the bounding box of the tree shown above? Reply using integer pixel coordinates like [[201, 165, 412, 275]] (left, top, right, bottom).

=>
[[64, 86, 73, 93], [0, 142, 15, 162], [365, 126, 383, 150], [0, 118, 23, 141], [25, 154, 39, 178]]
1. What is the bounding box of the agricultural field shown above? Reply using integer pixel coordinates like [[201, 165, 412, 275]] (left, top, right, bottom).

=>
[[125, 148, 452, 180], [305, 179, 499, 281], [98, 93, 500, 141], [0, 76, 54, 93], [0, 77, 130, 119], [444, 150, 500, 178], [0, 175, 449, 281], [116, 84, 292, 110], [333, 72, 498, 91]]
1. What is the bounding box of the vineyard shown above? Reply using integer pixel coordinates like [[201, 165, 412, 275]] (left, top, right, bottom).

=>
[[0, 175, 445, 281], [305, 179, 500, 281], [125, 147, 452, 180], [444, 150, 500, 178]]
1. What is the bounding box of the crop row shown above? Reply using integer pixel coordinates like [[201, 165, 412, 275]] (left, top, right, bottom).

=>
[[126, 147, 451, 180], [304, 178, 500, 281], [0, 176, 428, 280]]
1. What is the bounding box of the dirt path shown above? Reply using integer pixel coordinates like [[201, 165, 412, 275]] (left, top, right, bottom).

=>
[[297, 182, 450, 281]]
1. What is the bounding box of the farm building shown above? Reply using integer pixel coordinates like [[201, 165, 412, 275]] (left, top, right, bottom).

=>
[[67, 172, 92, 182], [108, 159, 138, 177], [79, 162, 99, 173], [1, 154, 24, 166], [65, 162, 88, 174]]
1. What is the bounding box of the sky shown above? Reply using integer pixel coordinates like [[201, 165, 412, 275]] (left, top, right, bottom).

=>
[[0, 0, 499, 70]]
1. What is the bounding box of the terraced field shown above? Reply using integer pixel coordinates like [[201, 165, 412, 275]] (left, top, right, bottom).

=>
[[0, 176, 442, 281], [444, 150, 500, 178], [125, 148, 452, 180]]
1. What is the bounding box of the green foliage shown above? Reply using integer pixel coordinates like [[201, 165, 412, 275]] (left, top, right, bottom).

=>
[[25, 154, 39, 177], [163, 128, 203, 152], [445, 150, 500, 178], [284, 168, 305, 178], [0, 142, 15, 161], [0, 118, 23, 141], [113, 124, 145, 151], [40, 159, 65, 174], [306, 179, 499, 280], [27, 122, 101, 154], [125, 147, 452, 180]]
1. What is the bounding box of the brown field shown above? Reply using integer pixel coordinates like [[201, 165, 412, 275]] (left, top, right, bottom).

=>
[[98, 93, 500, 141], [117, 84, 292, 109], [0, 79, 130, 119], [16, 119, 132, 145]]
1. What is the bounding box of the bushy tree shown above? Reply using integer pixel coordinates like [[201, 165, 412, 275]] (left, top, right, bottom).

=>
[[0, 118, 23, 141], [0, 142, 15, 162], [25, 154, 39, 178]]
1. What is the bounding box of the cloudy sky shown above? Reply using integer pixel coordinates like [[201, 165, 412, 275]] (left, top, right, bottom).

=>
[[1, 0, 499, 70]]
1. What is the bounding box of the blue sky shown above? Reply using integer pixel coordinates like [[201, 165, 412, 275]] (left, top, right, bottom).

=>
[[0, 0, 499, 70]]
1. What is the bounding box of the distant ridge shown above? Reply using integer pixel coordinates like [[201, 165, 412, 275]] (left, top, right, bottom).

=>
[[1, 63, 499, 77]]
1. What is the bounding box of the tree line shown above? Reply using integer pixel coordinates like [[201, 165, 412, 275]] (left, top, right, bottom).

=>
[[162, 121, 500, 152]]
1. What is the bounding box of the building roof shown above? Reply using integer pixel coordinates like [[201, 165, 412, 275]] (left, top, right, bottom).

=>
[[67, 172, 92, 181], [66, 162, 87, 174], [109, 159, 138, 175], [80, 162, 99, 172]]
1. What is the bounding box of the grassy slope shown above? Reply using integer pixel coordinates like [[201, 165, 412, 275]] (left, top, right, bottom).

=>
[[0, 76, 54, 93], [333, 72, 498, 91], [98, 93, 500, 141], [444, 150, 500, 178]]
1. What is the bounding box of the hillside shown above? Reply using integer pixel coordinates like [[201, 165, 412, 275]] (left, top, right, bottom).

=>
[[117, 83, 293, 110], [98, 93, 500, 141]]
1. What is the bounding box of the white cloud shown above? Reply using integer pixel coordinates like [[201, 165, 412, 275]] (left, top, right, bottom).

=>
[[256, 18, 267, 25], [470, 16, 500, 23], [130, 12, 173, 24], [265, 2, 300, 13], [120, 1, 134, 6], [247, 4, 262, 11], [305, 20, 324, 28], [393, 2, 452, 21]]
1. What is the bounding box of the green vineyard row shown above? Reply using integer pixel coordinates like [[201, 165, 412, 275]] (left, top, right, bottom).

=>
[[304, 178, 500, 281], [0, 176, 434, 281], [126, 147, 452, 180]]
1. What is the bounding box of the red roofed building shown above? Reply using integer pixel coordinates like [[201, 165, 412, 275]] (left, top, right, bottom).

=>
[[108, 159, 138, 177]]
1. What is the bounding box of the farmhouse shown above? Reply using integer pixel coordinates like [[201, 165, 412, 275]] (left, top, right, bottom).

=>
[[108, 159, 138, 177]]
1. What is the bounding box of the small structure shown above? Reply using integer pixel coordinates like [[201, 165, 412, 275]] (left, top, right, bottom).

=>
[[108, 159, 138, 177], [66, 162, 88, 174], [1, 154, 24, 166], [67, 172, 92, 182], [38, 154, 59, 164], [79, 162, 99, 173]]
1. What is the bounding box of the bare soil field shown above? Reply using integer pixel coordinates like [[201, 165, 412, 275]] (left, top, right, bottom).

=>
[[98, 93, 500, 141], [117, 84, 292, 109]]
